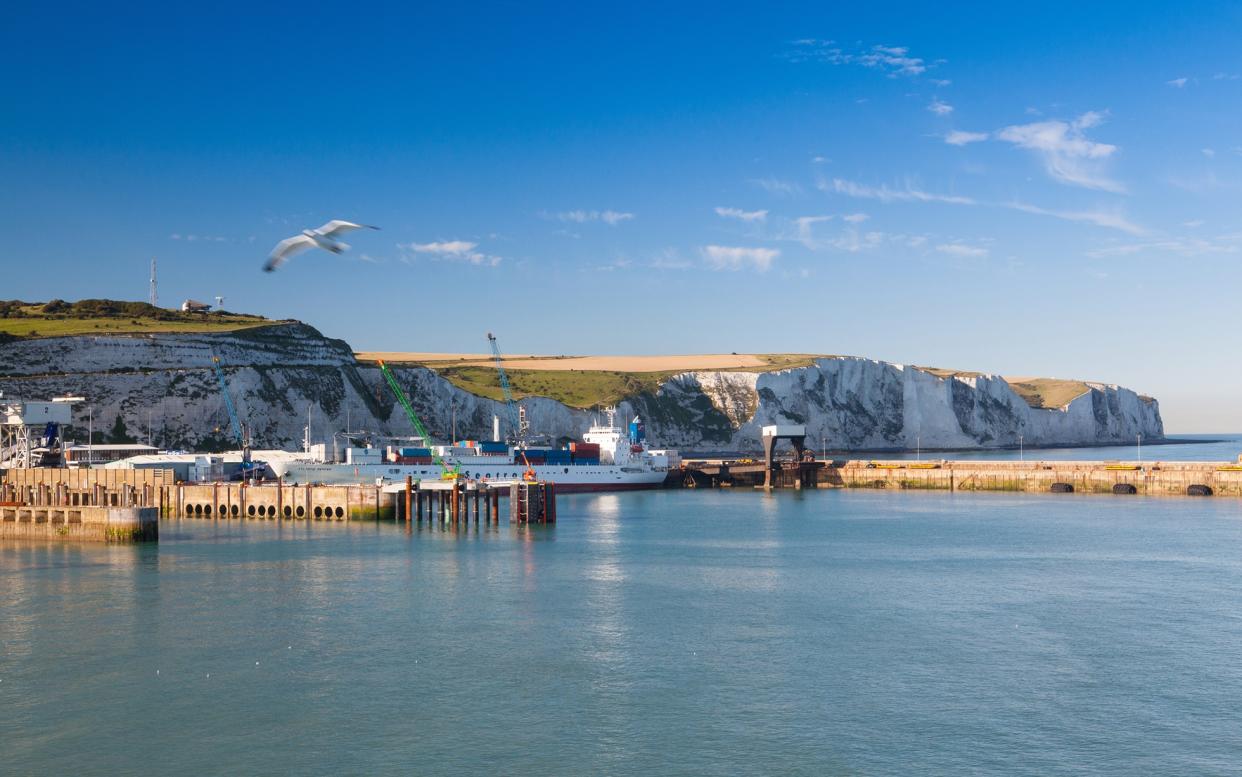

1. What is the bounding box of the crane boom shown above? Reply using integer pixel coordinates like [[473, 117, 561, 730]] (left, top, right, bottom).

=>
[[485, 333, 535, 480], [486, 332, 523, 443], [376, 360, 459, 479], [211, 356, 244, 446]]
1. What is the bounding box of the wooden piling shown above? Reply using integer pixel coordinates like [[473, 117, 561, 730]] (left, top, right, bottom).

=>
[[405, 476, 413, 523]]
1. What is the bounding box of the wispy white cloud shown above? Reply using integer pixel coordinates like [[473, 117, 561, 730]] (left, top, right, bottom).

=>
[[832, 230, 889, 253], [170, 233, 229, 242], [935, 242, 988, 258], [825, 177, 976, 205], [944, 130, 988, 146], [1006, 202, 1144, 235], [1167, 77, 1189, 88], [751, 177, 803, 196], [996, 111, 1123, 192], [1202, 148, 1216, 157], [403, 240, 502, 266], [702, 245, 779, 271], [549, 209, 634, 225], [931, 78, 952, 87], [593, 257, 633, 273], [811, 155, 829, 163], [826, 176, 1143, 234], [1183, 219, 1205, 228], [928, 99, 953, 116], [714, 206, 768, 223], [782, 215, 928, 254], [1214, 72, 1240, 81], [408, 240, 476, 254], [650, 248, 693, 270], [1086, 235, 1242, 258], [790, 215, 834, 248], [784, 40, 930, 77]]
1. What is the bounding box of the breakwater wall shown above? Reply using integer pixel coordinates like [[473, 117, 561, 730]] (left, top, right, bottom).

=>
[[681, 458, 1242, 497], [0, 505, 157, 542], [0, 468, 394, 521], [829, 460, 1242, 496], [0, 468, 543, 527]]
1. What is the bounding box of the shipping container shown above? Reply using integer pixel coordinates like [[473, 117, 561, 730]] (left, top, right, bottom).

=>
[[569, 442, 601, 455], [479, 441, 508, 453], [400, 447, 432, 457]]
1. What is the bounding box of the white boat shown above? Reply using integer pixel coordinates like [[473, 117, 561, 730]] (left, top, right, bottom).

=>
[[266, 409, 679, 493]]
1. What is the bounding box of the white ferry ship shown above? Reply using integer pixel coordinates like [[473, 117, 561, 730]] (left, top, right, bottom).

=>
[[266, 409, 679, 493]]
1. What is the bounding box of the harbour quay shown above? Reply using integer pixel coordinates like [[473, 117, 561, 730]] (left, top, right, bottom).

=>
[[0, 503, 157, 543], [678, 457, 1242, 497], [0, 467, 557, 543]]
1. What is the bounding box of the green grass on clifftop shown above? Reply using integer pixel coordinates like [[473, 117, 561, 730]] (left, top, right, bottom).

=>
[[370, 353, 827, 408], [376, 353, 1114, 411], [0, 299, 275, 338], [433, 366, 676, 409]]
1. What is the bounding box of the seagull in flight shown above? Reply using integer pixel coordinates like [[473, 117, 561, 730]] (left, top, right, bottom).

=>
[[264, 220, 379, 272]]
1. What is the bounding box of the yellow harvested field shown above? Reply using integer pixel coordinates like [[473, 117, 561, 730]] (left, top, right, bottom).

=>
[[1003, 377, 1093, 409], [357, 352, 782, 371]]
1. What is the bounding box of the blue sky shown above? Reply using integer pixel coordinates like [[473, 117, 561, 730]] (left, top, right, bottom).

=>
[[4, 2, 1242, 431]]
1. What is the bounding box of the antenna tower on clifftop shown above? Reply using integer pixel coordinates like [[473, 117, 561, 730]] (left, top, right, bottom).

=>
[[149, 258, 158, 307]]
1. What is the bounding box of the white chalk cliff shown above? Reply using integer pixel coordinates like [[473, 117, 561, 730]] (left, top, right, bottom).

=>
[[0, 324, 1162, 452]]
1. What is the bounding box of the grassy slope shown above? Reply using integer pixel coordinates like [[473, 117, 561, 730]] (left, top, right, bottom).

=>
[[369, 354, 827, 409], [0, 302, 273, 338], [416, 357, 1113, 411], [1004, 379, 1093, 409]]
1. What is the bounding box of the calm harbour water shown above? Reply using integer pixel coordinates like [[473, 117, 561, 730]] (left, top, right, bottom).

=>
[[4, 488, 1242, 775]]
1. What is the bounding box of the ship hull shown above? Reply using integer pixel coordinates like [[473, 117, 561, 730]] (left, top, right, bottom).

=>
[[268, 460, 669, 492]]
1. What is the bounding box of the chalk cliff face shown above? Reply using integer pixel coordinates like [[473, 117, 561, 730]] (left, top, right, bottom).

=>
[[0, 324, 1163, 452], [640, 360, 1163, 450]]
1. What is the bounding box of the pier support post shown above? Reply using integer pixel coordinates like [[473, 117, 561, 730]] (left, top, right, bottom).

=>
[[405, 476, 412, 523]]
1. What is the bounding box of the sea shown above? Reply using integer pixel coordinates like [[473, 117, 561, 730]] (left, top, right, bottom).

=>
[[3, 434, 1242, 775]]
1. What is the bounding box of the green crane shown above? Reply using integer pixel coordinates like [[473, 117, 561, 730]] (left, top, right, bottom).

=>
[[211, 356, 244, 446], [376, 360, 459, 479], [210, 354, 253, 470], [486, 332, 524, 444], [486, 332, 535, 480]]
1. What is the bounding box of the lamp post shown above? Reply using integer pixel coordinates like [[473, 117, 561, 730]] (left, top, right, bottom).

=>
[[87, 405, 93, 466], [1019, 433, 1024, 462], [916, 434, 921, 461], [1137, 432, 1142, 463]]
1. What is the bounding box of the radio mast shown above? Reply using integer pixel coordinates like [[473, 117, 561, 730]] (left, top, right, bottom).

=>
[[149, 258, 158, 307]]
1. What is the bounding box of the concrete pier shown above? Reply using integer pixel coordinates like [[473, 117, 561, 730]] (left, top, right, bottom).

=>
[[680, 458, 1242, 497], [0, 504, 158, 542]]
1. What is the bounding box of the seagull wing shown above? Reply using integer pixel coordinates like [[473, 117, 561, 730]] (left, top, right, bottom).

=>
[[313, 220, 380, 239], [263, 235, 317, 272]]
